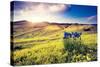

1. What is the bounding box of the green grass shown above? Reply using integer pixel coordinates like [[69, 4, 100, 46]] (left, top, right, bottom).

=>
[[11, 28, 97, 65], [12, 40, 69, 65]]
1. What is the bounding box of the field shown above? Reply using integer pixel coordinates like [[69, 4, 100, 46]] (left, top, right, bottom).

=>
[[11, 21, 97, 66]]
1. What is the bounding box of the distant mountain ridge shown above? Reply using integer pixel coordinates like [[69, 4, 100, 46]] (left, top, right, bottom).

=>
[[12, 20, 97, 26], [12, 20, 97, 33]]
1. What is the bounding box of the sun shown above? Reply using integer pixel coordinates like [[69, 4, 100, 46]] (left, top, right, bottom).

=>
[[27, 14, 57, 23]]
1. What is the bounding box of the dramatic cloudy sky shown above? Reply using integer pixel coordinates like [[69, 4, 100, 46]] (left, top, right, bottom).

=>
[[11, 1, 97, 24]]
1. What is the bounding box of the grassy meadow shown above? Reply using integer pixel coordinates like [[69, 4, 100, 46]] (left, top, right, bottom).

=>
[[11, 22, 97, 66]]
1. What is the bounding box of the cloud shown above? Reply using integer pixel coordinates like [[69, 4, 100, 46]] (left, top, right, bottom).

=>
[[87, 15, 97, 24], [13, 2, 70, 21], [19, 3, 70, 13], [13, 2, 71, 14], [87, 15, 97, 21]]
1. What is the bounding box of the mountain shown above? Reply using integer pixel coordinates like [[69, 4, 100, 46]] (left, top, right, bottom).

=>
[[12, 20, 97, 34]]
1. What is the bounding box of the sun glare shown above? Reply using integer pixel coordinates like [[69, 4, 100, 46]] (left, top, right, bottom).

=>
[[26, 14, 57, 23]]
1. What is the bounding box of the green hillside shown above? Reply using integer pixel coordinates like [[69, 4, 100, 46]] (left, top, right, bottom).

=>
[[11, 21, 97, 66]]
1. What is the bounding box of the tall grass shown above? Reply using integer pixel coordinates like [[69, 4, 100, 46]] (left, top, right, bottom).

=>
[[12, 33, 97, 66], [63, 38, 97, 62], [12, 40, 68, 65]]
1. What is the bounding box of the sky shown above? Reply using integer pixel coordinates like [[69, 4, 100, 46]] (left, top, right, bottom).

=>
[[11, 1, 97, 24]]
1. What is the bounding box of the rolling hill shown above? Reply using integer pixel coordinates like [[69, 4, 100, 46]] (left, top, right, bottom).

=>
[[11, 20, 97, 65]]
